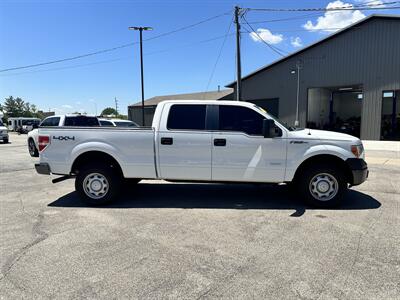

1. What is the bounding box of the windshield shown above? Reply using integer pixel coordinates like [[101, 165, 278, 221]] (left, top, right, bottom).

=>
[[252, 105, 294, 131]]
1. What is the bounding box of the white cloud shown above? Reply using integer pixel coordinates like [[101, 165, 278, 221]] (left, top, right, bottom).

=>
[[249, 28, 284, 44], [355, 0, 385, 6], [290, 37, 303, 48], [61, 104, 73, 109], [303, 1, 366, 32]]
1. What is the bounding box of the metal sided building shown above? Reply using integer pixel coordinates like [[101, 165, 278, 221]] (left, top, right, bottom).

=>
[[128, 89, 233, 126], [227, 14, 400, 140]]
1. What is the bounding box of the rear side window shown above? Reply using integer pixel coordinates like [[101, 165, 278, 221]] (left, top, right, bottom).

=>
[[64, 116, 99, 126], [40, 117, 60, 127], [114, 121, 137, 127], [167, 105, 206, 130], [99, 120, 114, 127], [219, 105, 264, 135]]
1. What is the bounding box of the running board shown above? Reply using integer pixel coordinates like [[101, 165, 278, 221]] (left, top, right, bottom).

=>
[[52, 175, 73, 184]]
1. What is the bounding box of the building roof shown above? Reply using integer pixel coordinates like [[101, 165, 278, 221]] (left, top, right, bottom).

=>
[[226, 14, 400, 87], [129, 89, 233, 107]]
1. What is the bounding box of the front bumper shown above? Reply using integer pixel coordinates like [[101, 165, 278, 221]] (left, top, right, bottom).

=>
[[346, 158, 368, 186], [35, 163, 51, 175]]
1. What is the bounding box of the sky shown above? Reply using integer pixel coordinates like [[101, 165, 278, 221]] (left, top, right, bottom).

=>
[[1, 0, 399, 115]]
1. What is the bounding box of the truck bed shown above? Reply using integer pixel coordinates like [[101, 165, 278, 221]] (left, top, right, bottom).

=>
[[38, 126, 157, 178]]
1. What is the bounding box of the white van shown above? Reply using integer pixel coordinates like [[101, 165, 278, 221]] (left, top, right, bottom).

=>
[[8, 117, 41, 132]]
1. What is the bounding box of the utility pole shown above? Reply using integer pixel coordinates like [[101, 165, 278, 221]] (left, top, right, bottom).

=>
[[114, 97, 119, 115], [234, 6, 242, 101], [129, 26, 153, 126]]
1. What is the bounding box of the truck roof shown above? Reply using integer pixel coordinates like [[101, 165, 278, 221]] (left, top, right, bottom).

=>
[[157, 100, 256, 108]]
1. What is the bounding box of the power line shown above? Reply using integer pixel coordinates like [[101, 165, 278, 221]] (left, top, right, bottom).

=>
[[145, 32, 236, 56], [204, 17, 234, 95], [246, 1, 400, 12], [0, 57, 129, 77], [0, 10, 231, 73], [242, 16, 287, 57], [0, 33, 240, 77]]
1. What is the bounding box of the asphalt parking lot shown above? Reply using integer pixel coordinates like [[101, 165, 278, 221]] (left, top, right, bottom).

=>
[[1, 133, 399, 299]]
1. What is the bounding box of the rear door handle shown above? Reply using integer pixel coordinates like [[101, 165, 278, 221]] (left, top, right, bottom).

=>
[[214, 138, 226, 146], [161, 137, 173, 145]]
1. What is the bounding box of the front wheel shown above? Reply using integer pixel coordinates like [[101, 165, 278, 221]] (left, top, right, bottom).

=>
[[75, 164, 121, 205], [297, 164, 347, 208]]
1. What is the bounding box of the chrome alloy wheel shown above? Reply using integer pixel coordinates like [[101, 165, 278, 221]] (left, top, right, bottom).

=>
[[83, 173, 109, 199], [309, 173, 338, 201]]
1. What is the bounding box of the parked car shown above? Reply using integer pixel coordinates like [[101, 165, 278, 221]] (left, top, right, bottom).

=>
[[21, 119, 41, 134], [99, 118, 139, 127], [0, 119, 9, 143], [34, 100, 368, 207], [27, 114, 100, 157]]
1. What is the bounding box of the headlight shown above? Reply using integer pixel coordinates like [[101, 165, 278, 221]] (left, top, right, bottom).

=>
[[351, 144, 364, 158]]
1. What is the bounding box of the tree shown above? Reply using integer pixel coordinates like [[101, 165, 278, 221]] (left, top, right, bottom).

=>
[[101, 107, 117, 116], [1, 96, 42, 119]]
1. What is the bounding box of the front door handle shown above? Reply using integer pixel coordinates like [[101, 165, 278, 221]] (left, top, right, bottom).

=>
[[214, 138, 226, 146], [161, 137, 173, 145]]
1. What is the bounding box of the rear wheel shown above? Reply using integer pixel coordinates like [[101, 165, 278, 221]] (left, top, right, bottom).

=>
[[3, 138, 8, 144], [75, 164, 121, 205], [28, 138, 39, 157], [296, 164, 347, 208]]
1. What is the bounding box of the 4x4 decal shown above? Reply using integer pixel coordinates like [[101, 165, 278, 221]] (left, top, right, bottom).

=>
[[53, 136, 75, 141]]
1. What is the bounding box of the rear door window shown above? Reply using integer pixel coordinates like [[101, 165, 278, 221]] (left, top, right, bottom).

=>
[[218, 105, 264, 135], [167, 105, 206, 130]]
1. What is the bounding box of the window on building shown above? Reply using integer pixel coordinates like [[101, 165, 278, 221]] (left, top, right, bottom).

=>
[[167, 105, 206, 130], [219, 105, 264, 135]]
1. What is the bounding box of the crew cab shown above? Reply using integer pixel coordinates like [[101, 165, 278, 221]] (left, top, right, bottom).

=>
[[35, 100, 368, 207], [27, 114, 100, 157]]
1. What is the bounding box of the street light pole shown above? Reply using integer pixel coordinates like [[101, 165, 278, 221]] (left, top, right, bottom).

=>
[[129, 26, 153, 126], [294, 60, 303, 127]]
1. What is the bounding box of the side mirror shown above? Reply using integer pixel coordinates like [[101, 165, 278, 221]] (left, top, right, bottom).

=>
[[262, 119, 277, 138]]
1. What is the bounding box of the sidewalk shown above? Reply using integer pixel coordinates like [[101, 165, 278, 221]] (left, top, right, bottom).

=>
[[363, 140, 400, 166]]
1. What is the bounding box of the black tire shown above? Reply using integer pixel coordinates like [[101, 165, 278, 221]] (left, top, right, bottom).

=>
[[75, 164, 121, 205], [3, 138, 8, 144], [296, 164, 347, 208], [28, 138, 39, 157]]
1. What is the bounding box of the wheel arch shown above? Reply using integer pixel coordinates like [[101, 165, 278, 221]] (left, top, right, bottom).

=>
[[292, 154, 352, 184], [71, 151, 124, 177]]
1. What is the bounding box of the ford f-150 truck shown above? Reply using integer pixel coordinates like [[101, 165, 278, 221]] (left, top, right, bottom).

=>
[[35, 100, 368, 207]]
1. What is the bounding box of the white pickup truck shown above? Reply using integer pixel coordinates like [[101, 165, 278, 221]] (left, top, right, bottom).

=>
[[35, 100, 368, 207]]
